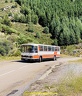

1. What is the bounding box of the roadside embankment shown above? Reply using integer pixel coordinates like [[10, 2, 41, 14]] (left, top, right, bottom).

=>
[[23, 57, 82, 96]]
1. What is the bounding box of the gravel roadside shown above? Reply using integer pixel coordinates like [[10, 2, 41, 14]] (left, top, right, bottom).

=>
[[23, 57, 82, 96]]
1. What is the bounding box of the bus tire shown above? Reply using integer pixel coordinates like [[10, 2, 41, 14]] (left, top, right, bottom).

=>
[[53, 55, 57, 61], [39, 56, 42, 62]]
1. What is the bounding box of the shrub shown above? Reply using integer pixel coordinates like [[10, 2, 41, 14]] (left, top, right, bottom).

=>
[[27, 23, 34, 33], [10, 0, 13, 3], [19, 14, 26, 23], [2, 15, 11, 26], [53, 39, 58, 46], [27, 27, 34, 32], [1, 25, 17, 34], [17, 34, 33, 44], [0, 40, 11, 56], [8, 12, 12, 16], [13, 14, 20, 22], [43, 26, 49, 34], [0, 46, 6, 56], [13, 50, 21, 56], [11, 3, 17, 8], [31, 14, 38, 24], [9, 49, 21, 56], [5, 0, 8, 3], [36, 32, 41, 38], [26, 14, 31, 23]]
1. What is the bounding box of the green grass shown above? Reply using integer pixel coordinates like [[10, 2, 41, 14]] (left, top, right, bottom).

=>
[[76, 59, 82, 62], [0, 0, 20, 17], [0, 56, 20, 61], [56, 76, 82, 96], [0, 0, 53, 45], [70, 59, 82, 63], [12, 22, 53, 44], [23, 76, 82, 96]]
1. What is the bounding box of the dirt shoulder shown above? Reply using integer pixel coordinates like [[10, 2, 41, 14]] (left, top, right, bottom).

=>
[[23, 57, 82, 96]]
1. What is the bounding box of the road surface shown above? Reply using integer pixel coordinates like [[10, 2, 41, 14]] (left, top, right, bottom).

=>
[[0, 57, 81, 96]]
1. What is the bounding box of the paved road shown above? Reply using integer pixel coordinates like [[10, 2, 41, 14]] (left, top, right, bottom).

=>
[[0, 57, 81, 96]]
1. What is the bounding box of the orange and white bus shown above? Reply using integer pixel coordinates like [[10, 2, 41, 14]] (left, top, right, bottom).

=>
[[21, 43, 60, 62]]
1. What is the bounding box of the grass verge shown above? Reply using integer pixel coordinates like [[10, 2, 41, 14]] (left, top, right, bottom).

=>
[[23, 76, 82, 96], [56, 76, 82, 96], [70, 59, 82, 63], [0, 56, 20, 61]]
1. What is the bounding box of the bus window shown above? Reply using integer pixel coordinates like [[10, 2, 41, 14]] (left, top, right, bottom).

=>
[[21, 45, 25, 52], [55, 47, 59, 51], [52, 47, 54, 51], [48, 46, 51, 51], [55, 47, 58, 51], [44, 46, 47, 51], [39, 46, 43, 51], [34, 46, 38, 53], [25, 46, 27, 52]]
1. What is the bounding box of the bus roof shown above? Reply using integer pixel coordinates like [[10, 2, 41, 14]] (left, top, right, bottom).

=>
[[21, 43, 60, 47]]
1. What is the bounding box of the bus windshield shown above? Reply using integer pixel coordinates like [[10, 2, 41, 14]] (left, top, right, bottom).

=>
[[21, 45, 38, 53]]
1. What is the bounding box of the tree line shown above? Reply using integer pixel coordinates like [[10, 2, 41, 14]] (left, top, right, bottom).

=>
[[15, 0, 82, 45]]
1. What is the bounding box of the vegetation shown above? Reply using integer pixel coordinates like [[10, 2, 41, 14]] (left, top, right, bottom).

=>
[[61, 44, 82, 56], [15, 0, 82, 46], [23, 76, 82, 96], [56, 76, 82, 96], [70, 59, 82, 63], [0, 0, 82, 56]]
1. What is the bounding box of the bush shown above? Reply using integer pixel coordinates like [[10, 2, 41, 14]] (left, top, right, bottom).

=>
[[27, 23, 34, 33], [8, 12, 12, 16], [43, 26, 49, 34], [10, 0, 14, 3], [27, 27, 34, 32], [9, 49, 21, 56], [13, 14, 20, 22], [1, 25, 17, 34], [31, 14, 38, 24], [13, 50, 21, 56], [19, 14, 26, 23], [17, 35, 27, 44], [0, 46, 6, 56], [53, 39, 58, 46], [36, 32, 41, 38], [0, 40, 11, 56], [5, 0, 8, 3], [2, 15, 11, 26], [11, 3, 17, 8]]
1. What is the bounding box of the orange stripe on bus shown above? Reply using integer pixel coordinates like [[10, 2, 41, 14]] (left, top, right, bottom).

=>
[[42, 54, 54, 58], [32, 53, 60, 59], [33, 55, 39, 59], [33, 54, 55, 59]]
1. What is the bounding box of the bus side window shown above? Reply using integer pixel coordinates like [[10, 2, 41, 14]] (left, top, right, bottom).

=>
[[25, 46, 27, 52], [39, 46, 43, 51], [44, 46, 47, 51], [22, 46, 24, 52], [34, 46, 38, 53], [52, 47, 54, 51], [55, 47, 58, 51], [55, 47, 60, 51], [48, 46, 51, 51]]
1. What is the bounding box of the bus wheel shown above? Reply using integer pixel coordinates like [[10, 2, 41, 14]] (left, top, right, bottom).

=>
[[53, 56, 57, 61], [39, 56, 42, 62]]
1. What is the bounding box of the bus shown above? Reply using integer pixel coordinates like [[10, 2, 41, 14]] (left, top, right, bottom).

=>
[[21, 43, 60, 62]]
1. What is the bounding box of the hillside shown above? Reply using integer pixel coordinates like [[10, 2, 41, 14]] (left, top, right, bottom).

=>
[[15, 0, 82, 45], [0, 0, 53, 56], [0, 0, 82, 56]]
